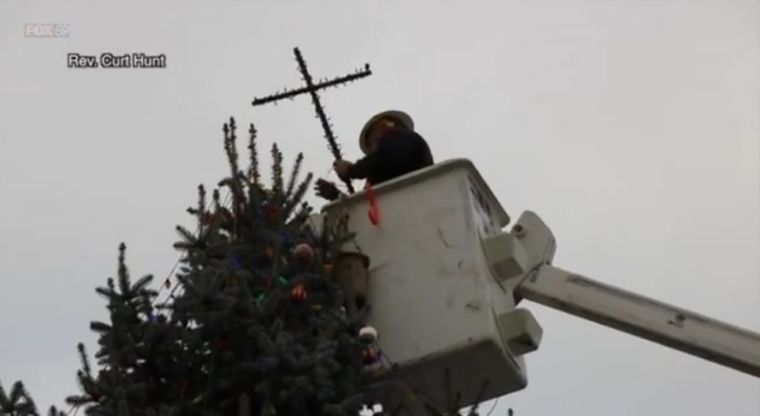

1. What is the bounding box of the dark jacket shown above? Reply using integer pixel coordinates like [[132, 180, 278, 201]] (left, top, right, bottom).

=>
[[347, 128, 434, 185]]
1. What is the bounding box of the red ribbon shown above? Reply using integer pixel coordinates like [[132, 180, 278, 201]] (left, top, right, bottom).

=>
[[365, 182, 379, 226]]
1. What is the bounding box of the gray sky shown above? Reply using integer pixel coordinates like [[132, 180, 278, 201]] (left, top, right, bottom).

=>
[[1, 1, 759, 414]]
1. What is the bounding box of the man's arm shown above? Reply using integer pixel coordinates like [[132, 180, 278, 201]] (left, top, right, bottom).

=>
[[346, 128, 421, 180], [346, 152, 378, 179]]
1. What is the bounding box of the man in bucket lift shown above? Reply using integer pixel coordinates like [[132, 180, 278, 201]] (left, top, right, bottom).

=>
[[315, 110, 434, 201]]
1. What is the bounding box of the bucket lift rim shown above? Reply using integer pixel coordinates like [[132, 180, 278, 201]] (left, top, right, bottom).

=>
[[320, 158, 511, 228]]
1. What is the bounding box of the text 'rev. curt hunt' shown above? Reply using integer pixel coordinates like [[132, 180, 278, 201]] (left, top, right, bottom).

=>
[[67, 53, 167, 68]]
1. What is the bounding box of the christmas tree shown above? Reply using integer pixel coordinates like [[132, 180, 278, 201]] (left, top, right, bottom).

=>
[[1, 117, 510, 416], [64, 117, 394, 416]]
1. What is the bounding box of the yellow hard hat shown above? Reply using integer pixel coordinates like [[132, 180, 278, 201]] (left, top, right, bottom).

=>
[[358, 110, 414, 154]]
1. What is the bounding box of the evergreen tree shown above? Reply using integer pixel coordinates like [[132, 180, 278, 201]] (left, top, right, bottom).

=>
[[62, 117, 388, 416], [1, 117, 511, 416]]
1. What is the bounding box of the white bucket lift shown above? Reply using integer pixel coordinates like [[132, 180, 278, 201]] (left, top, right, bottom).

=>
[[318, 159, 760, 413]]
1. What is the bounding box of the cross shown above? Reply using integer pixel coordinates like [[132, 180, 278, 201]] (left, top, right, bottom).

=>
[[252, 47, 373, 194]]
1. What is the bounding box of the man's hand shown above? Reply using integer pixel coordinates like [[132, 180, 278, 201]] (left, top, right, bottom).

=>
[[314, 178, 341, 201], [333, 159, 353, 180]]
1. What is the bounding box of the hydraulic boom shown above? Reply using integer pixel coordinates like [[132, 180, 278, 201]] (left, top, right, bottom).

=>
[[486, 209, 760, 378], [517, 265, 760, 377]]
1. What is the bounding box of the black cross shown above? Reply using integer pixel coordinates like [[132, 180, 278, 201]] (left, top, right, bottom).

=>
[[252, 47, 372, 194]]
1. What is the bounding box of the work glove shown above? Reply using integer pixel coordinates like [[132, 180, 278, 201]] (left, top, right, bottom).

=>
[[333, 159, 353, 181], [314, 178, 341, 201]]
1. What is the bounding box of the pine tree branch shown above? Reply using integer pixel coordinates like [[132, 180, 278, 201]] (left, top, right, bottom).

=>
[[212, 188, 221, 210], [223, 118, 247, 229], [174, 226, 199, 246], [117, 243, 131, 297], [196, 184, 207, 233], [283, 173, 313, 220], [248, 124, 260, 185], [270, 143, 284, 202], [77, 343, 93, 379], [284, 152, 303, 200]]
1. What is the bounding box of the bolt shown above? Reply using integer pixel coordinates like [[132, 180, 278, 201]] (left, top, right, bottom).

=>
[[513, 224, 526, 238]]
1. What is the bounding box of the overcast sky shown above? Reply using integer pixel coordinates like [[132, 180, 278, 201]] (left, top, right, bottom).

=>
[[1, 1, 759, 415]]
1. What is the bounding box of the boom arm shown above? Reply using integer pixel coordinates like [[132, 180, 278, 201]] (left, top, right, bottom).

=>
[[517, 265, 760, 377], [484, 210, 760, 378]]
